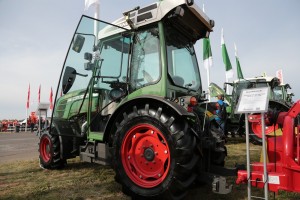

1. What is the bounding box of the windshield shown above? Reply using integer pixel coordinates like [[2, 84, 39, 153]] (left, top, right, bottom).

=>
[[232, 81, 251, 104], [273, 86, 284, 101], [165, 23, 201, 91]]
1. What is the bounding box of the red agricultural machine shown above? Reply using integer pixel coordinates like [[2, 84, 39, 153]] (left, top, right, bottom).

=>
[[236, 100, 300, 193]]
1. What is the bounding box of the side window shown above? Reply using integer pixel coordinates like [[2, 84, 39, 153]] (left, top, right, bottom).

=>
[[130, 27, 160, 91], [94, 36, 131, 90], [167, 47, 200, 89]]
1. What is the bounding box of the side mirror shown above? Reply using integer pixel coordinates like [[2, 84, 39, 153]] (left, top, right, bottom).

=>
[[284, 84, 291, 89], [72, 35, 85, 53], [62, 66, 76, 94]]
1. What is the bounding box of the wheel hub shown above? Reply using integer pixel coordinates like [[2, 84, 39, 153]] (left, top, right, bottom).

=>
[[144, 148, 155, 161], [121, 123, 171, 188]]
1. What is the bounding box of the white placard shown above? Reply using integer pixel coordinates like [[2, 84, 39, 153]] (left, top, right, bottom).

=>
[[268, 175, 280, 184], [235, 87, 269, 114]]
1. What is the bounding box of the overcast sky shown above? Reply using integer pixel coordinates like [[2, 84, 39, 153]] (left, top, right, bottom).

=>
[[0, 0, 299, 119]]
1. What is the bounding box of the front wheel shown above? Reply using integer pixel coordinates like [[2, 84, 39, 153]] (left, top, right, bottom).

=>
[[39, 132, 66, 169], [113, 104, 197, 199]]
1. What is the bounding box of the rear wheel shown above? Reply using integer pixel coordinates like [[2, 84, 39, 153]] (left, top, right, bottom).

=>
[[113, 104, 197, 199], [39, 132, 66, 169]]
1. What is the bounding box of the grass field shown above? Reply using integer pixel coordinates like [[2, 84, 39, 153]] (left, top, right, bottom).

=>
[[1, 141, 300, 200]]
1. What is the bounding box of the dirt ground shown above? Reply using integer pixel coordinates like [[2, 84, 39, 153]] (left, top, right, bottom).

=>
[[0, 132, 39, 164]]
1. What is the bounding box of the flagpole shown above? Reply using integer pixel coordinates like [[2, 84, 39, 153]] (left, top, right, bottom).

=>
[[25, 83, 30, 132], [94, 3, 99, 43], [202, 5, 211, 101], [221, 28, 233, 95], [207, 68, 211, 101], [25, 109, 28, 132]]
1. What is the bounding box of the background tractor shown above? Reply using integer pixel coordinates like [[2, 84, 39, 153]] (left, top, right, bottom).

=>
[[39, 0, 235, 199], [209, 75, 293, 145]]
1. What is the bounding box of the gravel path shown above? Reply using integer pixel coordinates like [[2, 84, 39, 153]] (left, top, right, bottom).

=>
[[0, 132, 39, 164]]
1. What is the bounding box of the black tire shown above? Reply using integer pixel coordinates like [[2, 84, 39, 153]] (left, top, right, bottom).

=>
[[39, 132, 66, 169], [249, 126, 263, 145], [113, 104, 197, 199]]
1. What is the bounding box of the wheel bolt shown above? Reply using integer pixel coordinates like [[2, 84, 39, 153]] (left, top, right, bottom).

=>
[[158, 174, 161, 177], [164, 150, 168, 154], [139, 175, 142, 179], [151, 130, 154, 134], [128, 156, 130, 160], [133, 135, 136, 138]]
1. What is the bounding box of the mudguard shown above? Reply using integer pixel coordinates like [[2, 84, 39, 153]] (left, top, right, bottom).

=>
[[102, 95, 194, 142]]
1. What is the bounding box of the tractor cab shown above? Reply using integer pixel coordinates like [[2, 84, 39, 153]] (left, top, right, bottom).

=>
[[54, 0, 214, 141]]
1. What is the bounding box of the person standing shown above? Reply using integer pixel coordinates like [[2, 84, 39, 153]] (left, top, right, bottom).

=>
[[215, 94, 227, 136]]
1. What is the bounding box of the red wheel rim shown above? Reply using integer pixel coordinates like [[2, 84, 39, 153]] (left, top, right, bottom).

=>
[[251, 122, 279, 138], [121, 124, 171, 188], [40, 136, 52, 162]]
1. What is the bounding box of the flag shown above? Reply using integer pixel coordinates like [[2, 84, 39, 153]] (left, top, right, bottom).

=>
[[221, 28, 233, 79], [234, 43, 244, 79], [203, 38, 213, 70], [276, 69, 283, 84], [38, 85, 41, 103], [49, 87, 53, 110], [26, 84, 30, 109], [84, 0, 100, 11]]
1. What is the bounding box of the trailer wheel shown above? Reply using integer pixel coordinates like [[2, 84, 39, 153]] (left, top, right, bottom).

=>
[[39, 132, 66, 169], [113, 104, 197, 199]]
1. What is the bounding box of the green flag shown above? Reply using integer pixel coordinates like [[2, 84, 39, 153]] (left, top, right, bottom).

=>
[[235, 43, 244, 79], [221, 29, 233, 79], [203, 38, 213, 69]]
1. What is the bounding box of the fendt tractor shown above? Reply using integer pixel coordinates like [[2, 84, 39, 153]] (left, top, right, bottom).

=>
[[209, 75, 293, 145], [39, 0, 237, 199]]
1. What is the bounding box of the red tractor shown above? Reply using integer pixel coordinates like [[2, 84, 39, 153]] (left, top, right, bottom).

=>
[[236, 100, 300, 193]]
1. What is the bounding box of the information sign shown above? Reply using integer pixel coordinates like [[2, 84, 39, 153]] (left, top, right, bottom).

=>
[[235, 87, 269, 114]]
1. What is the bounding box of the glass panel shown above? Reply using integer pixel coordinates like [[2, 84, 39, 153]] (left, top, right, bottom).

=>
[[273, 86, 283, 101], [54, 16, 129, 119], [165, 24, 201, 91], [130, 27, 160, 91]]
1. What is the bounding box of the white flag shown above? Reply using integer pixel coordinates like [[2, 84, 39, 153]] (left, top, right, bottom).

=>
[[276, 69, 283, 84], [84, 0, 100, 11], [221, 28, 233, 79]]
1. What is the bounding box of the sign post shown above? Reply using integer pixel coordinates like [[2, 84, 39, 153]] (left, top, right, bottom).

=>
[[235, 87, 269, 200]]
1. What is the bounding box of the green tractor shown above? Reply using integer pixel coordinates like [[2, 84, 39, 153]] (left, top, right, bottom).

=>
[[39, 0, 236, 198], [209, 75, 293, 145]]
